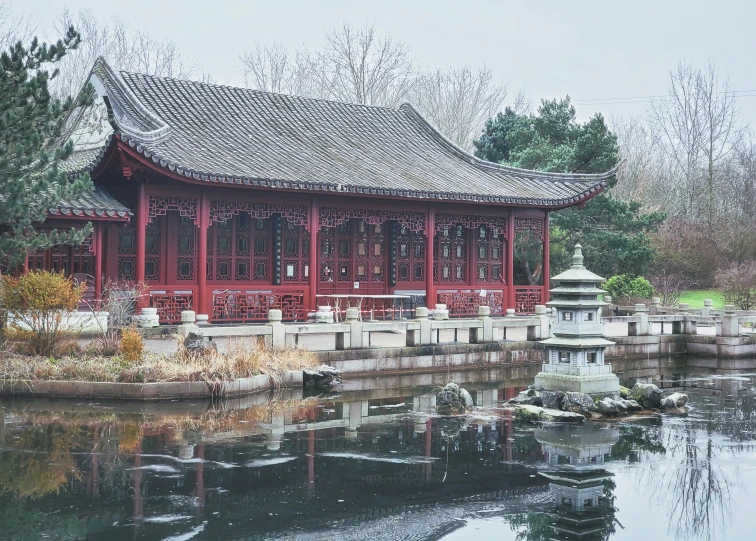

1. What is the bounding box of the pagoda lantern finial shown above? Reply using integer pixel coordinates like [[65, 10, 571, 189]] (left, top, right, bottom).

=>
[[571, 243, 585, 269]]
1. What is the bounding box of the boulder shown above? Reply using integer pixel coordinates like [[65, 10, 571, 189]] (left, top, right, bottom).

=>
[[513, 405, 585, 423], [437, 382, 474, 414], [597, 398, 621, 416], [620, 399, 643, 412], [304, 365, 342, 389], [660, 392, 688, 409], [628, 383, 663, 409], [540, 390, 565, 410], [619, 386, 631, 399], [512, 389, 543, 406], [183, 332, 218, 356], [563, 392, 598, 416]]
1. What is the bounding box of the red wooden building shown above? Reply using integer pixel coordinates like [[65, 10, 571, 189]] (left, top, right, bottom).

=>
[[39, 58, 616, 323]]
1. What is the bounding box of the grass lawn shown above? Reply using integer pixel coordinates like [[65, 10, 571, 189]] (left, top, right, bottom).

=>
[[679, 290, 726, 309]]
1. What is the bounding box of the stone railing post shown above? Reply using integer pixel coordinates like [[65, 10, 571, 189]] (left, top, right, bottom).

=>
[[650, 297, 661, 315], [535, 305, 551, 339], [635, 304, 649, 335], [344, 307, 361, 349], [702, 298, 713, 317], [178, 310, 198, 338], [721, 305, 740, 337], [470, 305, 492, 343], [601, 296, 613, 317], [411, 307, 432, 346], [267, 309, 285, 347]]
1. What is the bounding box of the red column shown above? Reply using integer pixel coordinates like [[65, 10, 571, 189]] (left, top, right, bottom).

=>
[[94, 223, 103, 308], [198, 190, 209, 317], [136, 183, 146, 287], [506, 212, 515, 311], [308, 198, 319, 312], [543, 212, 550, 305], [425, 208, 435, 309]]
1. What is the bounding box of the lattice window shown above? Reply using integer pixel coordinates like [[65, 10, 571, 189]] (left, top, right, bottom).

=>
[[145, 257, 160, 281], [434, 224, 467, 283], [514, 217, 544, 240], [282, 218, 308, 282], [474, 225, 505, 284], [174, 215, 196, 282], [397, 225, 425, 285], [207, 213, 273, 284], [319, 207, 425, 232], [148, 195, 198, 225], [118, 257, 136, 280]]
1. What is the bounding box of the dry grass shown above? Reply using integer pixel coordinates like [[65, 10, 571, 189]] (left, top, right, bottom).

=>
[[0, 336, 319, 390]]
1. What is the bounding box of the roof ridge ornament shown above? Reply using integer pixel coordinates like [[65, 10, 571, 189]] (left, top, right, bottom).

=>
[[571, 243, 585, 269]]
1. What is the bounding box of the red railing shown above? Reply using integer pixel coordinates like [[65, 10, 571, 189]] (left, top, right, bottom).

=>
[[211, 289, 305, 322], [514, 286, 545, 314], [150, 288, 195, 324], [437, 289, 505, 317]]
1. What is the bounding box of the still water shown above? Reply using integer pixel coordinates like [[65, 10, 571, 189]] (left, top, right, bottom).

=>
[[1, 357, 755, 541]]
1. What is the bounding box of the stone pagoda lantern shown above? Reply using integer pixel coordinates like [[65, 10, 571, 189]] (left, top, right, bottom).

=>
[[534, 244, 619, 398]]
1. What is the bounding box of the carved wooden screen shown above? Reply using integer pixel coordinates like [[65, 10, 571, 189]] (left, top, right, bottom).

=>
[[117, 225, 137, 281], [319, 218, 387, 294], [71, 243, 94, 276], [207, 213, 272, 285], [175, 214, 196, 282], [49, 244, 69, 273], [474, 225, 505, 284], [282, 219, 309, 284], [396, 224, 425, 287], [434, 224, 467, 283]]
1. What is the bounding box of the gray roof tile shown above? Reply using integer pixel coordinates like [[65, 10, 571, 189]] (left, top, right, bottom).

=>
[[73, 58, 617, 206]]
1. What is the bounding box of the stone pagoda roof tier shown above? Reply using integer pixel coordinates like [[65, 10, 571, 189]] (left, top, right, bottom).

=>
[[67, 58, 619, 206], [540, 336, 616, 348]]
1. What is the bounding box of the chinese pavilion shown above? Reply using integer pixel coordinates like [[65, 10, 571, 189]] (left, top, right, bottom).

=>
[[29, 58, 617, 323]]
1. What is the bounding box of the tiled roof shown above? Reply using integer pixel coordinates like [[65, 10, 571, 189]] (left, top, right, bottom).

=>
[[48, 187, 132, 220], [75, 58, 618, 206]]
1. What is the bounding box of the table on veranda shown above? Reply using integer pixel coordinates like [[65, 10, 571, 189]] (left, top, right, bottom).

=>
[[316, 294, 411, 322]]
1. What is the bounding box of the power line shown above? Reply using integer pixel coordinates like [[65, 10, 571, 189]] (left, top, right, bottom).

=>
[[574, 89, 756, 106]]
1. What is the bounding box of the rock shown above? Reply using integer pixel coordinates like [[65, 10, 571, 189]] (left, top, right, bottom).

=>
[[660, 392, 688, 409], [628, 383, 663, 409], [597, 398, 621, 416], [563, 392, 598, 416], [513, 389, 543, 406], [304, 365, 342, 389], [513, 405, 585, 423], [183, 332, 218, 355], [540, 408, 585, 423], [619, 386, 631, 399], [540, 390, 565, 410], [620, 399, 643, 412], [437, 382, 473, 414]]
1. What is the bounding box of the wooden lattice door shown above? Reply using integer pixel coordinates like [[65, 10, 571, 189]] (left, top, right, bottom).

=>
[[319, 219, 387, 295]]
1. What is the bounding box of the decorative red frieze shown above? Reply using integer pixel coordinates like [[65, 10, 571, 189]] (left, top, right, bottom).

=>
[[209, 200, 309, 227], [211, 290, 305, 322], [434, 213, 508, 235], [514, 217, 544, 240], [319, 207, 425, 232], [515, 286, 543, 313], [437, 289, 505, 316], [148, 196, 198, 225]]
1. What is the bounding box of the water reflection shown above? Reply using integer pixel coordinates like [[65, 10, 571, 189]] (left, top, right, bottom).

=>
[[0, 361, 755, 540]]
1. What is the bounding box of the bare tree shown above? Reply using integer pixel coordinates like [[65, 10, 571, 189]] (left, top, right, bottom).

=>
[[411, 65, 508, 150], [240, 41, 309, 95], [51, 9, 198, 99], [649, 62, 741, 225], [611, 115, 661, 204], [311, 23, 415, 107], [0, 2, 33, 51]]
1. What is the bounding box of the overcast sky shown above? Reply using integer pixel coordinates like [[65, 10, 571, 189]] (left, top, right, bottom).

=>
[[22, 0, 756, 124]]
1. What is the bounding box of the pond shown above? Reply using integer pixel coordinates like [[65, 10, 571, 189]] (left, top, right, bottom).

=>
[[1, 357, 755, 540]]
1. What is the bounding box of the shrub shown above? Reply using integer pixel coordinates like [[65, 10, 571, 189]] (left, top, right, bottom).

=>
[[715, 261, 756, 310], [120, 327, 145, 363], [649, 271, 691, 307], [603, 274, 654, 302], [86, 280, 149, 355], [1, 271, 86, 356]]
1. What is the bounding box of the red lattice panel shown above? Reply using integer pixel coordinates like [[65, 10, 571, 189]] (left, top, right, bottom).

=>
[[515, 287, 544, 314], [437, 290, 505, 317], [209, 201, 308, 228], [435, 213, 508, 236], [148, 196, 198, 225], [150, 291, 194, 323], [319, 207, 425, 232], [212, 290, 305, 322], [514, 217, 544, 240]]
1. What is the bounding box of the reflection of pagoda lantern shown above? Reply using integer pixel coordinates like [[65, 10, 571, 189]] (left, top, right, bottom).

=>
[[535, 424, 618, 540], [535, 244, 619, 398]]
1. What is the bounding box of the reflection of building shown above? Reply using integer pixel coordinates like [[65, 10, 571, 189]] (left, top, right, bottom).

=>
[[534, 424, 618, 540]]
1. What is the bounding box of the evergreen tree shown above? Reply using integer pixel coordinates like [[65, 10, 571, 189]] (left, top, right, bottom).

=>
[[0, 26, 94, 266], [473, 97, 665, 278]]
